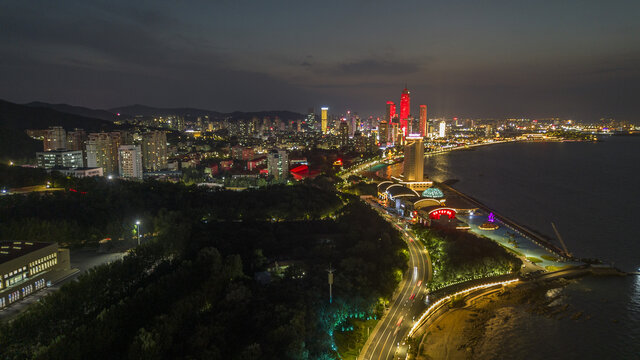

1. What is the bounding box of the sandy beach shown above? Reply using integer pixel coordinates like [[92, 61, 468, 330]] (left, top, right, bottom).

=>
[[414, 279, 584, 360]]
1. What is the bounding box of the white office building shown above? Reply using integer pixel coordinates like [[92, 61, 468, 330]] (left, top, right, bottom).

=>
[[118, 145, 143, 180], [36, 150, 83, 169], [439, 121, 446, 138]]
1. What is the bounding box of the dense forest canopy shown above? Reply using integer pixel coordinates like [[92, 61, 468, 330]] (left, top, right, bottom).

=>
[[0, 178, 407, 359]]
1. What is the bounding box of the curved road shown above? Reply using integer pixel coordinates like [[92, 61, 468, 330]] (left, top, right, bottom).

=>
[[359, 205, 432, 360]]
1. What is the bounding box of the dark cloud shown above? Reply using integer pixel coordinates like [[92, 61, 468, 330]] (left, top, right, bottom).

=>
[[327, 60, 421, 76], [0, 1, 639, 121]]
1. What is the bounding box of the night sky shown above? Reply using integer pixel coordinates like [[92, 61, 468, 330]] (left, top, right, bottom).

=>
[[1, 0, 639, 121]]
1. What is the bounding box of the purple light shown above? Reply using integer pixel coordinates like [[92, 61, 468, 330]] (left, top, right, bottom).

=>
[[488, 213, 495, 223]]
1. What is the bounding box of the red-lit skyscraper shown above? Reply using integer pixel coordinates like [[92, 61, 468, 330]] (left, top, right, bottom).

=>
[[419, 105, 427, 137], [400, 87, 410, 132], [386, 101, 396, 121]]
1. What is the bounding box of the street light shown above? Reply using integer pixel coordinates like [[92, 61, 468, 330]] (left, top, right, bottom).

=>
[[135, 220, 142, 245]]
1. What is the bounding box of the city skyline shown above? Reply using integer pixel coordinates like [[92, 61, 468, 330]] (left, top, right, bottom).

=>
[[1, 2, 639, 359], [1, 1, 639, 121]]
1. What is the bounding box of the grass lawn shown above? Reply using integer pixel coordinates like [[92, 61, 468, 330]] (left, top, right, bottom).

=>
[[526, 257, 543, 263], [335, 318, 378, 360], [545, 265, 574, 271], [541, 255, 558, 261], [504, 246, 525, 257]]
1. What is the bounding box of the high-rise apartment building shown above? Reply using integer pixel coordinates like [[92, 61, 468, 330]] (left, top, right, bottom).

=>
[[118, 145, 143, 180], [141, 131, 168, 171], [86, 132, 122, 175], [439, 121, 446, 138], [339, 121, 349, 148], [321, 107, 329, 134], [66, 129, 87, 152], [419, 105, 427, 137], [267, 149, 289, 181], [43, 126, 66, 151], [403, 135, 424, 182], [169, 116, 185, 131]]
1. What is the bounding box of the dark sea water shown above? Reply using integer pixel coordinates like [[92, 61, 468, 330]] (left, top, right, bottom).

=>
[[380, 136, 640, 358]]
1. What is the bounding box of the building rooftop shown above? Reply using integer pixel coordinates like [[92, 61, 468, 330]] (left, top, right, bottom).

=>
[[0, 241, 54, 263], [51, 166, 102, 171], [36, 149, 81, 153], [386, 184, 420, 200], [377, 181, 395, 193], [422, 187, 445, 199]]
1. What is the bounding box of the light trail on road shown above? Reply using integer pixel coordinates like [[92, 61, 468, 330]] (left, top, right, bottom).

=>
[[360, 221, 430, 360]]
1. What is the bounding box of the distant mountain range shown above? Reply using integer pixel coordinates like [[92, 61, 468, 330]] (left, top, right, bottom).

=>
[[108, 104, 223, 119], [109, 104, 304, 122], [27, 101, 120, 122], [1, 100, 113, 131], [0, 99, 115, 162], [21, 101, 305, 122]]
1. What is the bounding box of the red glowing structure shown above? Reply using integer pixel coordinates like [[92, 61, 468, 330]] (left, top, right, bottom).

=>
[[428, 208, 456, 220], [386, 101, 396, 121], [400, 87, 410, 131]]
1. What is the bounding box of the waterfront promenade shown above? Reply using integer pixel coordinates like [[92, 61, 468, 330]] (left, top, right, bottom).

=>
[[441, 183, 568, 258], [342, 140, 624, 359]]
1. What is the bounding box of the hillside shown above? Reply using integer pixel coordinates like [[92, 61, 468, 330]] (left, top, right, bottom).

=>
[[0, 99, 113, 131], [0, 99, 114, 163], [0, 128, 41, 163], [26, 101, 119, 122]]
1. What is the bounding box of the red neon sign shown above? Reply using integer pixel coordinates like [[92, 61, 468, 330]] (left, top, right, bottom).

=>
[[429, 208, 456, 220]]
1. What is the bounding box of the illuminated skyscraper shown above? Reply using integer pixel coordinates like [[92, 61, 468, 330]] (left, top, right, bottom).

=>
[[439, 120, 446, 138], [347, 110, 356, 137], [400, 87, 410, 131], [141, 131, 168, 171], [390, 115, 400, 145], [403, 135, 423, 182], [386, 101, 396, 121], [379, 120, 388, 145], [86, 132, 122, 175], [321, 107, 329, 133], [339, 120, 349, 148], [419, 105, 427, 137]]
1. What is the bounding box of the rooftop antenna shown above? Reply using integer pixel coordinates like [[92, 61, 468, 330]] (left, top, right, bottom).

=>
[[327, 263, 335, 304], [551, 222, 571, 258]]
